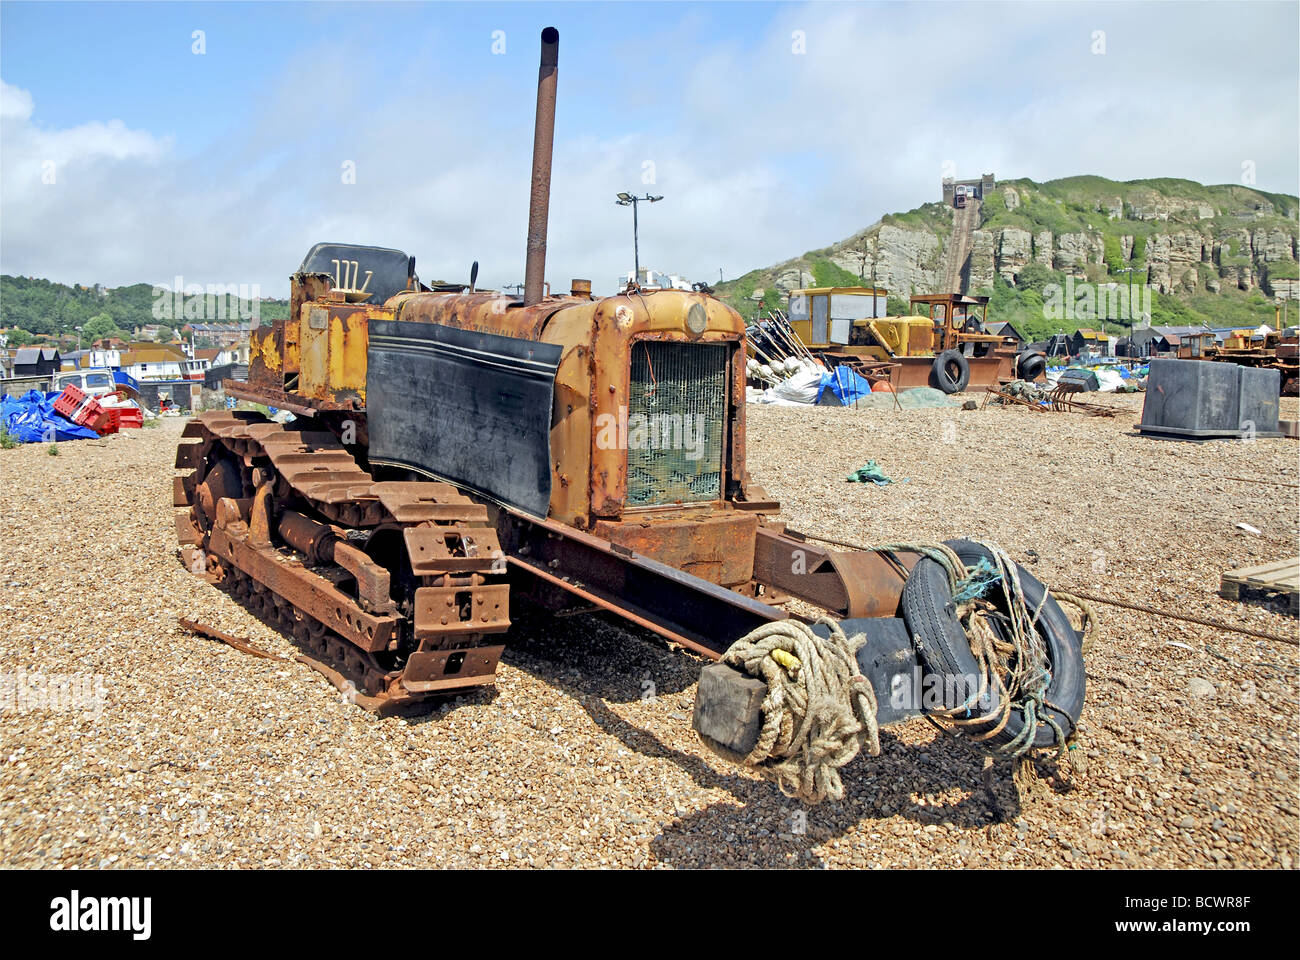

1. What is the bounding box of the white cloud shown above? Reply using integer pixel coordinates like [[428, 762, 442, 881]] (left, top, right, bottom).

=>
[[1, 80, 33, 121], [0, 1, 1295, 296]]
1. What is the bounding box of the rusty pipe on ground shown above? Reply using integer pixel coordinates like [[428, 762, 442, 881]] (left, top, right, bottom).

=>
[[524, 26, 559, 306]]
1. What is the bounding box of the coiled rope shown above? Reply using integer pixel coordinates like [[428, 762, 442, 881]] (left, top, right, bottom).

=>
[[699, 617, 880, 805], [703, 540, 1087, 802]]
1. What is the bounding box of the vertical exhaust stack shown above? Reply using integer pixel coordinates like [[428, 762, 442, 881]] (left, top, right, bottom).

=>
[[524, 27, 559, 306]]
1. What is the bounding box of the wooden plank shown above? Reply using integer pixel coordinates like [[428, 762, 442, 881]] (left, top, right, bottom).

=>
[[1243, 569, 1296, 586], [693, 663, 767, 756], [1221, 556, 1299, 613], [1223, 556, 1299, 585]]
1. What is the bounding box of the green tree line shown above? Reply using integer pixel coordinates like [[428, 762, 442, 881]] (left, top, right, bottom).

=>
[[0, 275, 288, 343]]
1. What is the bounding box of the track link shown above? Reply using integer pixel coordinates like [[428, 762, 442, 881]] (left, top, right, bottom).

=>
[[174, 410, 510, 710]]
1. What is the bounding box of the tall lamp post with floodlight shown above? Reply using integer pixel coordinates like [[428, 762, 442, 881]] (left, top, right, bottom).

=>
[[615, 192, 662, 284], [1115, 266, 1141, 359]]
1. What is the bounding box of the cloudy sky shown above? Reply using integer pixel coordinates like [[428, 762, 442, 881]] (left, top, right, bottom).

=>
[[2, 0, 1297, 297]]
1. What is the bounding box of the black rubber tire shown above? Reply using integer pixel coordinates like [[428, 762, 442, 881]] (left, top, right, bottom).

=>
[[901, 539, 1085, 750], [932, 349, 970, 394], [1016, 351, 1047, 382]]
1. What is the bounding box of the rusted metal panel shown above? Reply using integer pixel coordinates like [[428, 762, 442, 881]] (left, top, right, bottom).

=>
[[591, 510, 758, 587], [249, 324, 282, 379], [368, 319, 562, 517], [402, 646, 504, 693], [387, 286, 750, 527], [298, 302, 380, 405], [501, 510, 785, 657], [372, 481, 489, 524], [389, 290, 568, 342], [404, 525, 504, 575], [174, 440, 203, 470], [413, 584, 510, 638], [538, 303, 596, 526], [172, 475, 192, 507], [175, 512, 200, 545], [333, 540, 393, 613], [751, 526, 921, 618], [283, 310, 300, 375], [583, 291, 747, 519], [222, 380, 322, 416]]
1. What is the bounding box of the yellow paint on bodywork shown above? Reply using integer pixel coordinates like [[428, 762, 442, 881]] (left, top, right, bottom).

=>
[[866, 316, 935, 357], [298, 302, 385, 404], [257, 329, 282, 373], [283, 317, 300, 374], [327, 312, 369, 398]]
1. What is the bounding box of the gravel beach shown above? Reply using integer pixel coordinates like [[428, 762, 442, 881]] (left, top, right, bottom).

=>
[[2, 396, 1296, 869]]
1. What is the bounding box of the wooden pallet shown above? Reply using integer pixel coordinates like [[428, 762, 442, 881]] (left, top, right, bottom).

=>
[[1221, 556, 1299, 616]]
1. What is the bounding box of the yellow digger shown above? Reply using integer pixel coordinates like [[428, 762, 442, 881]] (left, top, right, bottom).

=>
[[787, 289, 1043, 393]]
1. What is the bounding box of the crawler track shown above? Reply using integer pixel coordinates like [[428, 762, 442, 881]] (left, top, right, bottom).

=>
[[174, 411, 511, 710]]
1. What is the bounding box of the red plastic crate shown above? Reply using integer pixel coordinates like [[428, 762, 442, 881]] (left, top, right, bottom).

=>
[[53, 385, 111, 433], [103, 407, 144, 431]]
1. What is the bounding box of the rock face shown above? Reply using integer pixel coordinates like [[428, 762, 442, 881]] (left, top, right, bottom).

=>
[[722, 179, 1299, 309], [1254, 228, 1296, 262], [996, 228, 1034, 282], [771, 268, 807, 295], [1145, 232, 1210, 294], [1054, 233, 1104, 273], [1271, 279, 1300, 300], [823, 224, 942, 297], [1034, 231, 1054, 267]]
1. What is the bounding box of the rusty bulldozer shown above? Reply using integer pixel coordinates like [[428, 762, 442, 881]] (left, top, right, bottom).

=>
[[175, 27, 1086, 794]]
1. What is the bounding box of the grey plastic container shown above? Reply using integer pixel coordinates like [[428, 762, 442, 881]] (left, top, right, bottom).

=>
[[1237, 365, 1282, 438], [1139, 358, 1280, 439]]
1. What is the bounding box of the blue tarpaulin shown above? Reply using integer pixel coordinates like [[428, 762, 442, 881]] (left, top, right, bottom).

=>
[[0, 390, 100, 443], [816, 365, 876, 406]]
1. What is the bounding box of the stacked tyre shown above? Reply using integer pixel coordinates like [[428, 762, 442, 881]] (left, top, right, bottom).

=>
[[932, 350, 970, 394], [900, 540, 1086, 750]]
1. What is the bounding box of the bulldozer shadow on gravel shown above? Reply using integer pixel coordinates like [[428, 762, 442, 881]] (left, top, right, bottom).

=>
[[196, 564, 1048, 860], [495, 606, 1037, 867], [645, 728, 1032, 869]]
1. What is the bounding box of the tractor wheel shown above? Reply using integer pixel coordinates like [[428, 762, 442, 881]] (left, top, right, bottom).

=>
[[932, 349, 970, 394]]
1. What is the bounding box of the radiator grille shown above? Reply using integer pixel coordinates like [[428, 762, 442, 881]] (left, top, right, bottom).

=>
[[626, 342, 727, 507]]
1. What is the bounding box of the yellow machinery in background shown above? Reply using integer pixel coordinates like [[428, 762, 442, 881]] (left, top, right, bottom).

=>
[[786, 288, 1037, 393]]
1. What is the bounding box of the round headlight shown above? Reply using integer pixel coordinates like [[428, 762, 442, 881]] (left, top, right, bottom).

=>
[[686, 303, 708, 336]]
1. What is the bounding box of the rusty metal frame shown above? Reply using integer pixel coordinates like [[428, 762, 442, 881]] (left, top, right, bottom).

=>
[[501, 510, 786, 658], [207, 509, 398, 654]]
